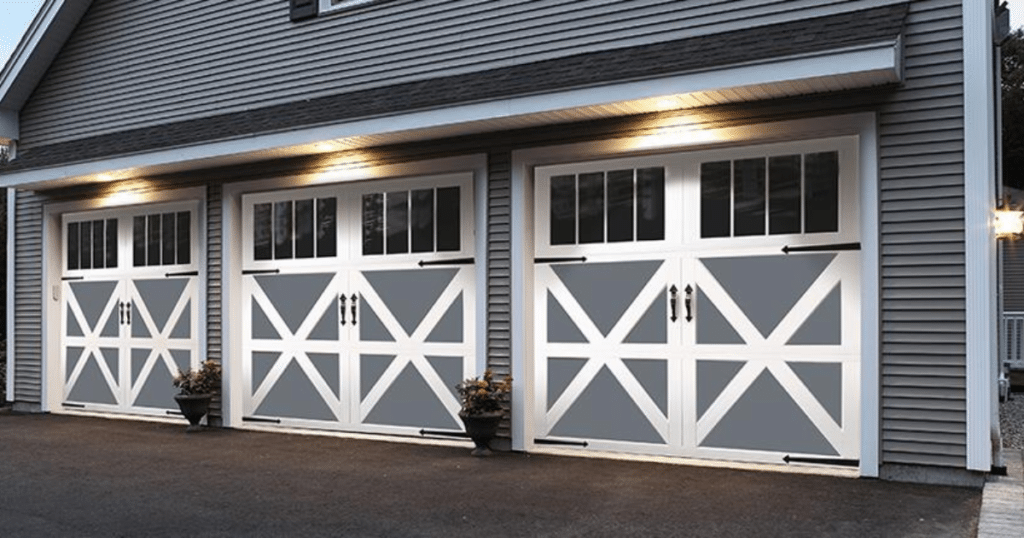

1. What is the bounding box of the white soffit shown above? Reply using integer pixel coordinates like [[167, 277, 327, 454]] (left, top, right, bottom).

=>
[[0, 39, 902, 188]]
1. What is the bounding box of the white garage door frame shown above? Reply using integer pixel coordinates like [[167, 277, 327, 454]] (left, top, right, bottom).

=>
[[41, 186, 208, 422], [510, 113, 880, 477], [221, 154, 489, 434]]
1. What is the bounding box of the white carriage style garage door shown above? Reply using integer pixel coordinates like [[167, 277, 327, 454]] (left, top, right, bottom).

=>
[[533, 138, 861, 466], [60, 202, 201, 417], [240, 173, 475, 436]]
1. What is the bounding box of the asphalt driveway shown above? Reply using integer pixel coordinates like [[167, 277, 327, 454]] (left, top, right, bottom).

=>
[[0, 413, 980, 537]]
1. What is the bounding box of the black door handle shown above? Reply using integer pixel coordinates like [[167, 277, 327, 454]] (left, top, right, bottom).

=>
[[119, 301, 125, 325], [684, 285, 693, 322], [350, 294, 358, 326], [669, 285, 678, 323], [339, 294, 347, 326], [126, 301, 132, 325]]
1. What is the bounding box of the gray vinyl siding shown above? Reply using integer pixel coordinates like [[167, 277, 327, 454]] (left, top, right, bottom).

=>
[[877, 0, 966, 468], [1002, 240, 1024, 312], [20, 0, 907, 148], [12, 190, 43, 405], [487, 151, 512, 439], [206, 183, 223, 424]]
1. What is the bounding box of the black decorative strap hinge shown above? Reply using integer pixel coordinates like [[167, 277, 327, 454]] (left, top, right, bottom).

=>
[[782, 242, 861, 254]]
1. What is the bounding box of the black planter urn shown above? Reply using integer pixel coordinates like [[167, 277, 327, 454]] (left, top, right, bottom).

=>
[[174, 393, 212, 432], [459, 411, 503, 456]]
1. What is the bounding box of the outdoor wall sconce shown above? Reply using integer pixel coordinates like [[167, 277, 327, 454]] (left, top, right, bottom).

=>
[[994, 208, 1024, 237]]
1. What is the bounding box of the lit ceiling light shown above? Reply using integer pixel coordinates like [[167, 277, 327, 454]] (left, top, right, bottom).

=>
[[994, 208, 1024, 237]]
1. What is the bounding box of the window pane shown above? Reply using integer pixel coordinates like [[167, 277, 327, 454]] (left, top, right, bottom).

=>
[[162, 213, 176, 265], [411, 189, 435, 253], [147, 214, 161, 266], [105, 218, 118, 269], [386, 191, 409, 255], [550, 175, 576, 245], [733, 158, 766, 236], [578, 172, 604, 244], [253, 203, 272, 261], [176, 212, 190, 265], [606, 170, 634, 243], [294, 199, 314, 259], [133, 216, 146, 267], [362, 193, 384, 256], [316, 198, 337, 258], [67, 222, 80, 271], [274, 201, 293, 260], [701, 161, 731, 238], [80, 220, 92, 270], [805, 151, 839, 233], [769, 155, 801, 235], [436, 187, 460, 252], [637, 167, 665, 241], [91, 220, 104, 269]]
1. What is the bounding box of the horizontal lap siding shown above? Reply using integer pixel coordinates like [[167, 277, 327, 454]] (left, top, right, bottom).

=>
[[488, 151, 512, 439], [20, 0, 906, 147], [206, 183, 223, 424], [13, 191, 42, 404], [1002, 240, 1024, 312], [877, 0, 966, 468]]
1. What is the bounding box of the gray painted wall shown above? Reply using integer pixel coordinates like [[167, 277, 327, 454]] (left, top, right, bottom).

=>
[[20, 0, 907, 148]]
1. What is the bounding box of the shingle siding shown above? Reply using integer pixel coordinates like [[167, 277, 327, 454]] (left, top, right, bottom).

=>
[[20, 0, 908, 148]]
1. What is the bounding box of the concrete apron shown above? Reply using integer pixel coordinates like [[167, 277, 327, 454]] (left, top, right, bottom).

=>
[[977, 449, 1024, 538]]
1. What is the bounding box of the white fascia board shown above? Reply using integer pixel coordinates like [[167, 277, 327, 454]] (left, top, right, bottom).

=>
[[963, 0, 997, 472], [0, 40, 900, 188], [5, 188, 13, 402]]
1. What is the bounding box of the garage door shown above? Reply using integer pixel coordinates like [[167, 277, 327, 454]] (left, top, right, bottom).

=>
[[240, 173, 475, 436], [61, 202, 201, 417], [532, 138, 861, 465]]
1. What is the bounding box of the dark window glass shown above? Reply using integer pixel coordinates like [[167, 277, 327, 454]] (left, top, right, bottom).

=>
[[274, 201, 293, 260], [147, 215, 161, 266], [701, 161, 731, 238], [80, 220, 92, 270], [436, 187, 460, 252], [769, 155, 802, 235], [362, 193, 384, 256], [92, 220, 105, 269], [162, 213, 176, 265], [67, 222, 80, 271], [733, 158, 766, 236], [176, 212, 190, 265], [805, 151, 839, 233], [386, 191, 409, 254], [316, 198, 337, 258], [636, 167, 665, 241], [105, 218, 118, 268], [578, 172, 605, 244], [606, 170, 634, 243], [133, 216, 146, 267], [411, 189, 435, 253], [550, 175, 576, 246], [253, 203, 273, 261], [294, 199, 314, 259]]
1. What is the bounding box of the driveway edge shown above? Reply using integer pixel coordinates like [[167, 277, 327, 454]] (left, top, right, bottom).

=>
[[977, 448, 1024, 537]]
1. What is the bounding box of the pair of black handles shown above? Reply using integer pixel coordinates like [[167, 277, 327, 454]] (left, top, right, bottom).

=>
[[669, 285, 694, 323], [338, 294, 358, 326]]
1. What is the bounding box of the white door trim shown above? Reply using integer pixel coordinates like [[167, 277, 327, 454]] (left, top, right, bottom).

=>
[[511, 113, 880, 475]]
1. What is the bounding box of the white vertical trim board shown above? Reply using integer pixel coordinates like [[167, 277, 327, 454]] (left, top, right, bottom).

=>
[[962, 0, 997, 472], [857, 114, 880, 478], [5, 188, 14, 402]]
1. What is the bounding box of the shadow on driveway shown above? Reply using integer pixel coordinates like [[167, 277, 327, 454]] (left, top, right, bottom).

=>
[[0, 414, 980, 537]]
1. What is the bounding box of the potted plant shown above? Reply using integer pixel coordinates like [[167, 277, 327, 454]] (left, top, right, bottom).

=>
[[456, 369, 511, 456], [172, 359, 221, 432]]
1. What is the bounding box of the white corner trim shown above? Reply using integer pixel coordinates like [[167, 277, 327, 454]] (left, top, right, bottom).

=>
[[0, 40, 900, 189], [857, 114, 880, 478], [5, 188, 14, 402], [963, 0, 997, 472]]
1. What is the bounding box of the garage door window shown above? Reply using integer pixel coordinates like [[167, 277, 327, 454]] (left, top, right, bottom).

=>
[[550, 167, 665, 246], [66, 219, 118, 271], [701, 151, 839, 238], [253, 198, 337, 261], [362, 186, 460, 256]]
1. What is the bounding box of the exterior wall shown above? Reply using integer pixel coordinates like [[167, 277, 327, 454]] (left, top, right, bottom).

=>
[[1002, 238, 1024, 312], [19, 0, 909, 148], [486, 150, 513, 440], [12, 190, 43, 406], [206, 183, 223, 423], [876, 0, 967, 469]]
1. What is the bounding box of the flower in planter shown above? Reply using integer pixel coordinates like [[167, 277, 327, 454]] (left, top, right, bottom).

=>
[[172, 360, 222, 396], [456, 369, 511, 416]]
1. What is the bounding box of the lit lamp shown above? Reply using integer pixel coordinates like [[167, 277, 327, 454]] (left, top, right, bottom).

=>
[[994, 208, 1024, 237]]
